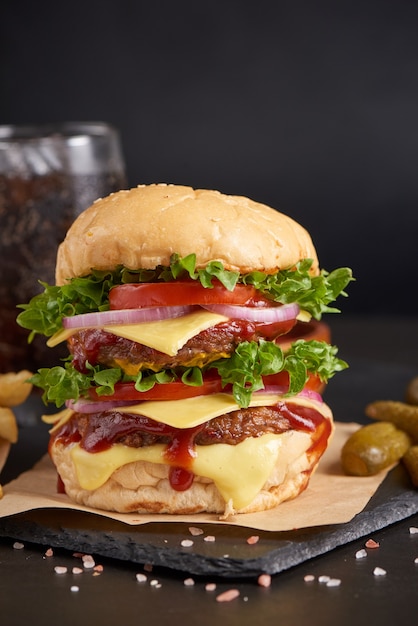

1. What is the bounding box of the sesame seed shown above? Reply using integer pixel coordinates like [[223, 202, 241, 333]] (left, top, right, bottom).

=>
[[181, 539, 194, 548], [54, 566, 68, 575], [13, 542, 24, 550], [184, 578, 195, 586]]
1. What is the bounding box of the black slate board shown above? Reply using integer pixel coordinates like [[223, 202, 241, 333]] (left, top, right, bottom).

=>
[[1, 465, 417, 578], [1, 357, 418, 578]]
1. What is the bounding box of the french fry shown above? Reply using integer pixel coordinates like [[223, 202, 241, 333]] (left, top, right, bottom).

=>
[[0, 407, 18, 443], [403, 446, 418, 487], [0, 370, 33, 407]]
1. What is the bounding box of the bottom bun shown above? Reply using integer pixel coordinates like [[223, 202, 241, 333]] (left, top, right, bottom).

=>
[[50, 417, 333, 517]]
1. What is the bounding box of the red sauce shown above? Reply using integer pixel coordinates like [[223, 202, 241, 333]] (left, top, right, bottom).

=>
[[51, 402, 330, 493], [68, 317, 297, 372]]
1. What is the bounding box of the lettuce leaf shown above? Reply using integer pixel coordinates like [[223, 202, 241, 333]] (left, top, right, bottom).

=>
[[30, 339, 347, 409], [17, 254, 353, 339]]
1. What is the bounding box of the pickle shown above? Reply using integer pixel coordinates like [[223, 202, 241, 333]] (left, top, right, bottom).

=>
[[405, 376, 418, 406], [341, 422, 411, 476], [365, 401, 418, 443], [403, 446, 418, 488]]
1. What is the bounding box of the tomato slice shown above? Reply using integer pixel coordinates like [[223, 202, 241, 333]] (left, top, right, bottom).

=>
[[109, 281, 268, 310], [88, 370, 323, 404], [263, 371, 323, 392], [89, 374, 225, 402]]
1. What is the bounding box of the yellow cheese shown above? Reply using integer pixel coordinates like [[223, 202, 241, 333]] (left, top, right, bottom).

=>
[[47, 328, 75, 347], [47, 309, 228, 355], [69, 432, 307, 509], [103, 309, 228, 356], [117, 392, 286, 429]]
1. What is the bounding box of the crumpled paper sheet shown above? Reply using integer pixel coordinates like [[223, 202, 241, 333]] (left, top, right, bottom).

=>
[[0, 423, 389, 531]]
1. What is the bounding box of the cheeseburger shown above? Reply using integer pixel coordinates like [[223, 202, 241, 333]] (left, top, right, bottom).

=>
[[18, 184, 352, 516]]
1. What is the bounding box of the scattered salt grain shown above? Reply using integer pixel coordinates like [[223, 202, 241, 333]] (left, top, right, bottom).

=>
[[54, 566, 68, 575], [188, 526, 204, 536], [414, 557, 418, 564], [257, 574, 271, 588], [205, 583, 217, 592], [246, 535, 260, 545], [136, 573, 147, 583], [318, 575, 331, 584], [216, 589, 240, 603], [81, 554, 96, 569], [12, 542, 24, 550], [44, 548, 53, 557], [355, 549, 368, 559], [70, 586, 79, 593], [365, 539, 380, 549], [304, 574, 315, 583], [204, 535, 216, 542], [184, 577, 195, 586], [326, 578, 342, 587], [373, 567, 387, 577], [409, 527, 418, 535], [150, 579, 162, 588], [180, 539, 194, 548]]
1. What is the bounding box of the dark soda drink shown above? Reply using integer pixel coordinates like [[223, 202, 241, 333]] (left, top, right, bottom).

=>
[[0, 123, 126, 373]]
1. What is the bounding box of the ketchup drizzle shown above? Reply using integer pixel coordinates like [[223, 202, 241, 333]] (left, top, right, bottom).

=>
[[51, 402, 329, 493]]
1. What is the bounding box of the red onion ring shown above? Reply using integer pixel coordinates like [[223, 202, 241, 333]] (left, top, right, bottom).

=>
[[66, 399, 139, 413], [255, 386, 323, 404], [200, 302, 299, 323], [62, 305, 197, 330]]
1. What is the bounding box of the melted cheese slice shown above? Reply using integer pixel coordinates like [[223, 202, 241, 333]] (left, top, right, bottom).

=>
[[70, 430, 312, 510], [57, 393, 329, 509], [47, 309, 228, 356], [117, 392, 286, 428], [103, 310, 228, 355]]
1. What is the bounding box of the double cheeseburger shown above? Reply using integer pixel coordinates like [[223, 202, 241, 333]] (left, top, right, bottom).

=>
[[18, 184, 352, 516]]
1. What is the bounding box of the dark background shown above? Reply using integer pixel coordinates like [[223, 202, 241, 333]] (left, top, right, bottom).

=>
[[2, 0, 418, 315]]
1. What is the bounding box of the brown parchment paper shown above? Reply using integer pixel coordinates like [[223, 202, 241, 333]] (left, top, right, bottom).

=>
[[0, 423, 390, 532]]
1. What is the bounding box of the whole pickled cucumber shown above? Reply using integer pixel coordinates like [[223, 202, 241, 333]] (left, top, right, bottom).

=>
[[365, 401, 418, 443], [403, 446, 418, 487], [341, 422, 411, 476]]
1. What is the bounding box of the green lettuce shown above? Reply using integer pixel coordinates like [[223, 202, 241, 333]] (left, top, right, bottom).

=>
[[30, 339, 347, 409], [17, 254, 353, 340]]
